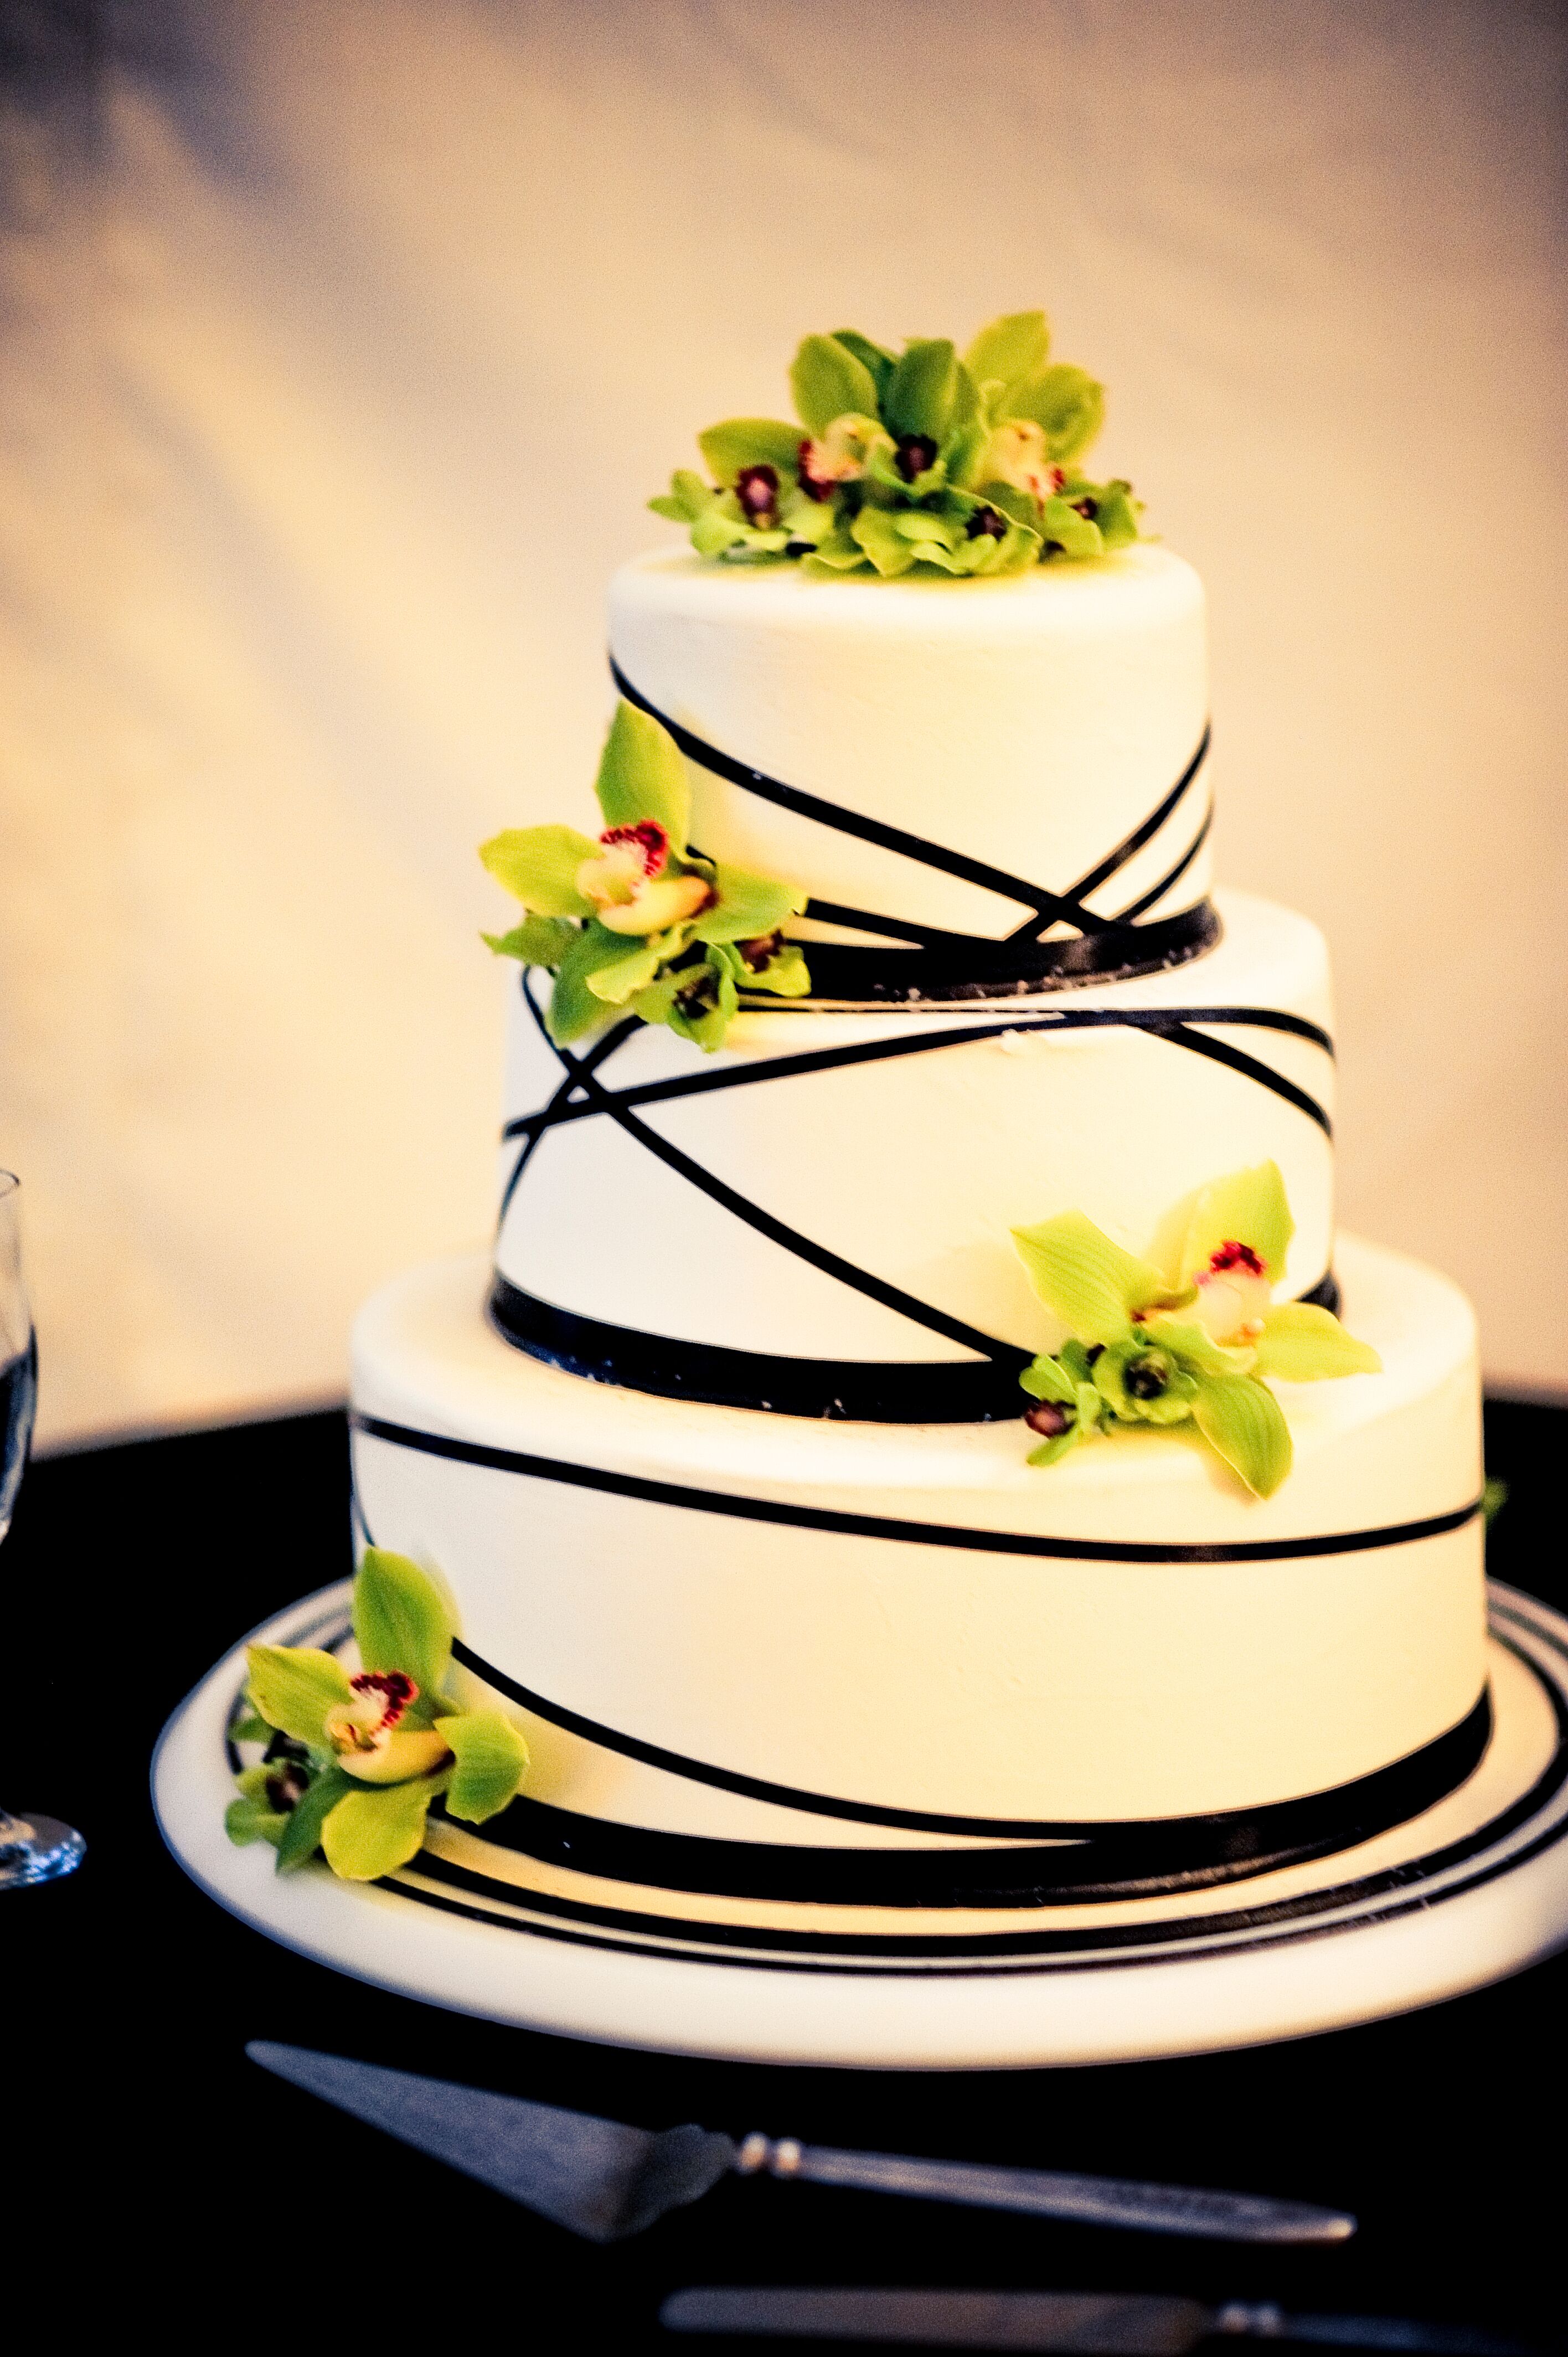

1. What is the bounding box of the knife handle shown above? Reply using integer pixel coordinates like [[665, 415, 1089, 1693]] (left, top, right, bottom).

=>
[[735, 2137, 1354, 2245]]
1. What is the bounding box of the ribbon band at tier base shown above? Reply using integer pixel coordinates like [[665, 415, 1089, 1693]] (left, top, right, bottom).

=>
[[487, 1269, 1343, 1423], [437, 1681, 1493, 1907]]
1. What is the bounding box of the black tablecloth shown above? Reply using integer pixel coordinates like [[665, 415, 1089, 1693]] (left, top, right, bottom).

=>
[[8, 1401, 1562, 2344]]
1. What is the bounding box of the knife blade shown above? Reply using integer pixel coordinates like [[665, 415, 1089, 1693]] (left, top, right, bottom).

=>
[[246, 2043, 1354, 2246], [658, 2289, 1539, 2356]]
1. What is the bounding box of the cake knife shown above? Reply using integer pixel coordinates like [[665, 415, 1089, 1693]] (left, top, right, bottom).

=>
[[246, 2042, 1355, 2246], [659, 2288, 1536, 2354]]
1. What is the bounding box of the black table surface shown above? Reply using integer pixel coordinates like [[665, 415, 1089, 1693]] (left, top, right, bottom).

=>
[[8, 1398, 1562, 2345]]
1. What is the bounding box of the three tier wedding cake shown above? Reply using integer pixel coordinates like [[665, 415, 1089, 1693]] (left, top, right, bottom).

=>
[[264, 315, 1490, 1959]]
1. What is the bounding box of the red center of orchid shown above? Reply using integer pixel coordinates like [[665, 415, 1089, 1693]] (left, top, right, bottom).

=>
[[598, 820, 668, 878], [348, 1669, 417, 1731], [1209, 1241, 1266, 1277], [735, 464, 781, 526]]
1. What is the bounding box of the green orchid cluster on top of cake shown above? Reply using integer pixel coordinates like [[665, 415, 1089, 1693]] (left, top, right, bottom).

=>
[[1012, 1164, 1383, 1499], [651, 310, 1139, 580], [226, 1548, 528, 1881], [481, 698, 809, 1052]]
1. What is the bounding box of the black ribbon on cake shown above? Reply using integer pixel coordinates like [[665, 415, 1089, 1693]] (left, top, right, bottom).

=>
[[349, 1429, 1488, 1908], [435, 1690, 1492, 1909], [494, 977, 1338, 1423], [610, 658, 1218, 1001]]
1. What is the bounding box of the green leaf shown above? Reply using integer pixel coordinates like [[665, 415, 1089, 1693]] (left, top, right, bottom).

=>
[[884, 338, 958, 440], [850, 506, 919, 578], [777, 485, 837, 547], [1094, 480, 1139, 550], [661, 949, 740, 1052], [437, 1711, 530, 1824], [1092, 1340, 1198, 1426], [228, 1711, 274, 1746], [482, 915, 579, 966], [585, 940, 664, 1003], [691, 864, 806, 944], [353, 1548, 454, 1698], [829, 329, 897, 401], [803, 530, 871, 575], [274, 1763, 358, 1874], [1250, 1303, 1382, 1382], [244, 1646, 353, 1748], [1028, 1424, 1086, 1469], [649, 469, 715, 522], [964, 311, 1050, 400], [894, 509, 961, 546], [1191, 1374, 1293, 1498], [479, 825, 597, 917], [941, 419, 990, 491], [1011, 1210, 1171, 1345], [790, 334, 879, 436], [1483, 1476, 1508, 1526], [319, 1777, 442, 1882], [225, 1795, 290, 1849], [1140, 1315, 1255, 1377], [1038, 496, 1103, 560], [594, 699, 690, 848], [697, 418, 803, 486], [546, 923, 642, 1044], [1012, 363, 1106, 462], [1180, 1162, 1295, 1285], [1020, 1353, 1077, 1406], [690, 505, 751, 558], [739, 941, 812, 997]]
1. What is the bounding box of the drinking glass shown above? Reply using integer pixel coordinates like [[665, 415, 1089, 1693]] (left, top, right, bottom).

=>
[[0, 1173, 85, 1886]]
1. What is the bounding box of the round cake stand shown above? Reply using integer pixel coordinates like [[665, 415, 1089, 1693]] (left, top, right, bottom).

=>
[[152, 1579, 1568, 2071]]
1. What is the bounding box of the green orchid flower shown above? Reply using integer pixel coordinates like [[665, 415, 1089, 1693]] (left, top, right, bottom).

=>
[[225, 1549, 529, 1882], [479, 699, 809, 1052], [1012, 1162, 1383, 1498], [650, 311, 1141, 579]]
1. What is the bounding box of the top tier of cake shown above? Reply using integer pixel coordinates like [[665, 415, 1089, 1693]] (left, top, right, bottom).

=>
[[606, 543, 1213, 983]]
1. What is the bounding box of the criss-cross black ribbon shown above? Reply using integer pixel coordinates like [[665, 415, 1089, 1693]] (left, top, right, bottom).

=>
[[610, 657, 1215, 995], [494, 974, 1335, 1421]]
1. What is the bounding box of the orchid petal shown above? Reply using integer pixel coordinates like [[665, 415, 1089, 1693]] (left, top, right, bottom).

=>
[[1180, 1162, 1295, 1286], [1141, 1316, 1257, 1377], [1251, 1303, 1383, 1382], [594, 701, 691, 850], [964, 312, 1051, 404], [697, 418, 803, 487], [479, 826, 597, 918], [790, 335, 879, 436], [319, 1776, 443, 1882], [483, 916, 578, 967], [1011, 1210, 1170, 1345], [274, 1764, 357, 1875], [438, 1711, 530, 1824], [353, 1549, 454, 1700], [1020, 1353, 1077, 1406], [244, 1645, 353, 1748], [691, 865, 806, 945], [1190, 1373, 1293, 1498], [1010, 363, 1105, 463], [884, 338, 959, 441]]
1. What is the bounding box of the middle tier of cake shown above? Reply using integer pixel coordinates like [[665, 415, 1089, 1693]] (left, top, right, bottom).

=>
[[494, 888, 1335, 1419]]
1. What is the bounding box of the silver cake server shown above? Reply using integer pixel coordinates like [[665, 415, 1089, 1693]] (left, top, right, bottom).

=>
[[659, 2288, 1538, 2355], [246, 2042, 1355, 2246]]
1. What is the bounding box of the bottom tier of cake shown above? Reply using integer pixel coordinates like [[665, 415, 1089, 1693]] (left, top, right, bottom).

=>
[[349, 1237, 1486, 1918]]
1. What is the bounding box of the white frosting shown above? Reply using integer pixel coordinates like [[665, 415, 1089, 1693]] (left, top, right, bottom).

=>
[[607, 545, 1211, 939], [496, 889, 1334, 1362], [352, 1237, 1485, 1829]]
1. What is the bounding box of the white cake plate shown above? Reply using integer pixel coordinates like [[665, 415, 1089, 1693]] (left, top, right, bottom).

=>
[[153, 1578, 1568, 2070]]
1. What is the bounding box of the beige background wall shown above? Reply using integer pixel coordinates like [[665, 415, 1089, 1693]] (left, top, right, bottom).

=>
[[1, 0, 1564, 1448]]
